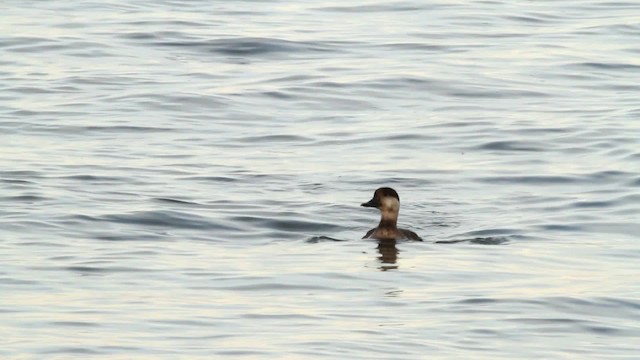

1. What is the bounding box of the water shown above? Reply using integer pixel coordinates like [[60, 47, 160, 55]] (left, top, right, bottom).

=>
[[2, 1, 639, 358]]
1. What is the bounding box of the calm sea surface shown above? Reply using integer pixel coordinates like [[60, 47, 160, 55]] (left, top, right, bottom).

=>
[[2, 1, 639, 359]]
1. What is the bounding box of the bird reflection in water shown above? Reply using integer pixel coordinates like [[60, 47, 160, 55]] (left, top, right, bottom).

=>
[[376, 239, 399, 271]]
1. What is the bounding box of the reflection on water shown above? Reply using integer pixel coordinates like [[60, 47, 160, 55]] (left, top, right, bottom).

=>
[[376, 239, 399, 271]]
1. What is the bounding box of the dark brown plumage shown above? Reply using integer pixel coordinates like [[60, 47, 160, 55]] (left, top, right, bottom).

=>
[[361, 187, 422, 241]]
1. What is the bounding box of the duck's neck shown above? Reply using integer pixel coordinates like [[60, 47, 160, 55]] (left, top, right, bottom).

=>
[[378, 210, 398, 230], [378, 197, 400, 230], [378, 217, 397, 230]]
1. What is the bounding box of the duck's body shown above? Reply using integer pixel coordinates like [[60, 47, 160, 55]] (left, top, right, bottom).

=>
[[361, 187, 422, 241], [363, 225, 422, 241]]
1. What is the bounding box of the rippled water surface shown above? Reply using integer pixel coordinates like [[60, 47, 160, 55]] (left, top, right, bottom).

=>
[[2, 1, 640, 358]]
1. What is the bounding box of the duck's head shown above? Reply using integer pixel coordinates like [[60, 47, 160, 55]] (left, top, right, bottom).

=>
[[361, 187, 400, 219]]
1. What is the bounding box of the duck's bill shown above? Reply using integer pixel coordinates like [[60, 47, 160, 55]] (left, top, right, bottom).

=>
[[361, 198, 379, 208]]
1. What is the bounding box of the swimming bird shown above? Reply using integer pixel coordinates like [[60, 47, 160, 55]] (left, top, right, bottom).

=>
[[361, 187, 422, 241]]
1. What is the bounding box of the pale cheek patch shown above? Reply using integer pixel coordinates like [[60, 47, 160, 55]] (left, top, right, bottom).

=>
[[380, 197, 399, 220], [381, 197, 399, 211]]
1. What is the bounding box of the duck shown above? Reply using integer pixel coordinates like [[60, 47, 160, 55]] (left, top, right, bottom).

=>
[[361, 187, 422, 241]]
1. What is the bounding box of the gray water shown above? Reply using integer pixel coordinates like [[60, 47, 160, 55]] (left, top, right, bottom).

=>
[[2, 1, 640, 359]]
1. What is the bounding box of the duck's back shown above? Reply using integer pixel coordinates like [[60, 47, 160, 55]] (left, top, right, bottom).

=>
[[399, 228, 422, 241], [363, 228, 376, 239]]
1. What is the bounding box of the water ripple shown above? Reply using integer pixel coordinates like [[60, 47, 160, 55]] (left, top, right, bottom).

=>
[[100, 211, 234, 231]]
